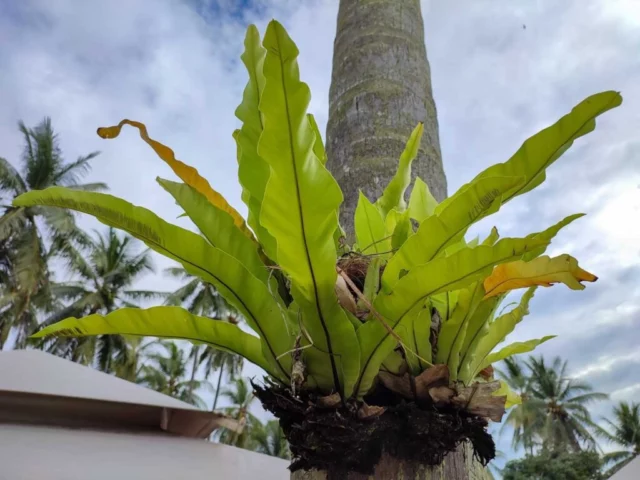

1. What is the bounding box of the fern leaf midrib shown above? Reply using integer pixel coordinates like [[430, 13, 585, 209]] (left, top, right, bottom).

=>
[[92, 213, 290, 381], [274, 30, 342, 395], [355, 247, 529, 394]]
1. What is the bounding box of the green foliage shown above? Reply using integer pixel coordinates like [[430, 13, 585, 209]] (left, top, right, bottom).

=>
[[35, 227, 160, 373], [33, 306, 272, 375], [16, 20, 620, 407], [0, 117, 106, 348], [503, 450, 603, 480], [137, 340, 210, 408], [596, 401, 640, 476], [250, 420, 291, 459], [376, 123, 423, 216], [497, 356, 607, 453]]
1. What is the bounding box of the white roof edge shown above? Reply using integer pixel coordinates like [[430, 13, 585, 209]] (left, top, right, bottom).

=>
[[0, 350, 198, 410]]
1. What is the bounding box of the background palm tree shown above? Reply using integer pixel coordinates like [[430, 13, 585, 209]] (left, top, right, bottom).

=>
[[0, 117, 106, 348], [165, 266, 244, 409], [112, 336, 158, 382], [250, 419, 291, 459], [217, 378, 259, 448], [498, 356, 607, 453], [597, 401, 640, 477], [38, 227, 162, 374], [527, 356, 607, 452], [136, 340, 209, 407], [496, 357, 539, 454]]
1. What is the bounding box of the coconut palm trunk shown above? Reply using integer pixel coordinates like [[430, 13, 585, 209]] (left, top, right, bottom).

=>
[[212, 363, 224, 411], [293, 1, 488, 478], [187, 345, 200, 398], [326, 0, 447, 234]]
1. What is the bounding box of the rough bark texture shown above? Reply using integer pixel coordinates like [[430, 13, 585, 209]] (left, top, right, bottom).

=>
[[291, 443, 489, 480], [326, 0, 447, 234], [312, 1, 493, 479]]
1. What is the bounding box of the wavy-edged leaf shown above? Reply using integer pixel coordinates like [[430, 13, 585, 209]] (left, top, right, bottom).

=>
[[439, 91, 622, 213], [386, 208, 413, 251], [13, 187, 292, 381], [436, 281, 485, 381], [458, 294, 504, 379], [403, 304, 432, 374], [494, 380, 522, 409], [461, 287, 537, 382], [432, 290, 459, 324], [357, 257, 382, 313], [480, 335, 556, 372], [483, 227, 500, 246], [376, 123, 424, 216], [383, 176, 523, 290], [308, 114, 327, 166], [32, 306, 276, 377], [354, 236, 548, 397], [445, 228, 503, 374], [408, 177, 437, 223], [355, 192, 389, 255], [158, 178, 271, 287], [234, 25, 276, 259], [484, 254, 597, 298], [257, 20, 359, 396], [522, 214, 584, 261], [96, 119, 255, 242]]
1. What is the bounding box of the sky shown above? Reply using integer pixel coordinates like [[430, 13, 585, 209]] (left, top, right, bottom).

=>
[[1, 0, 639, 468]]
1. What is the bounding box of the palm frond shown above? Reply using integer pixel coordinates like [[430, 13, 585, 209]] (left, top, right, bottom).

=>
[[0, 157, 27, 195], [53, 152, 100, 186]]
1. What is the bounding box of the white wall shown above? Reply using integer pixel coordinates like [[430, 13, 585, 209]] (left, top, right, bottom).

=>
[[0, 424, 289, 480], [611, 457, 640, 480]]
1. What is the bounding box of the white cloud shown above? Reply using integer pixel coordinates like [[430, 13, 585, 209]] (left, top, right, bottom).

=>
[[574, 351, 640, 379]]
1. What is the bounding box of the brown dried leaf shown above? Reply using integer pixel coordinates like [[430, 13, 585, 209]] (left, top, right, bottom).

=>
[[317, 392, 342, 409], [378, 371, 413, 399], [479, 365, 494, 380], [358, 404, 386, 420], [415, 364, 450, 400], [335, 275, 357, 314], [429, 386, 455, 406], [452, 381, 506, 422]]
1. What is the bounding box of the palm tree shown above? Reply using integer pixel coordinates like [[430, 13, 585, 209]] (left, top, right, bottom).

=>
[[327, 0, 447, 233], [324, 2, 451, 476], [496, 357, 539, 454], [526, 356, 607, 452], [251, 420, 290, 459], [137, 340, 209, 407], [112, 336, 158, 382], [39, 227, 162, 373], [217, 378, 258, 448], [198, 344, 244, 411], [597, 401, 640, 476], [0, 117, 106, 348], [165, 266, 244, 408]]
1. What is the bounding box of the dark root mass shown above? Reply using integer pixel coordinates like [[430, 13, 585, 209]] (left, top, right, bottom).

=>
[[252, 381, 495, 475]]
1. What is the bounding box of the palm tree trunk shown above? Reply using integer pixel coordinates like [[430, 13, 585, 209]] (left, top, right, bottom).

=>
[[310, 1, 489, 478], [291, 444, 488, 480], [188, 345, 200, 397], [326, 0, 447, 235], [212, 363, 225, 411]]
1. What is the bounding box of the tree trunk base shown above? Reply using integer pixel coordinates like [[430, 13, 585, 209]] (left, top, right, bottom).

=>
[[291, 443, 491, 480]]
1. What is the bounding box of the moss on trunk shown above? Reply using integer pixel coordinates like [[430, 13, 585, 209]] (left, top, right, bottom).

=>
[[326, 0, 447, 235]]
